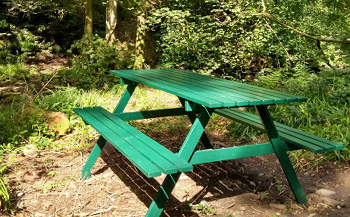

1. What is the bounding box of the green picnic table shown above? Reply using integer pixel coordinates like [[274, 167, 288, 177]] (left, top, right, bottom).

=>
[[74, 68, 343, 216]]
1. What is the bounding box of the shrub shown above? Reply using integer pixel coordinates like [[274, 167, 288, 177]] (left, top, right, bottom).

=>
[[60, 37, 131, 89], [0, 64, 29, 83]]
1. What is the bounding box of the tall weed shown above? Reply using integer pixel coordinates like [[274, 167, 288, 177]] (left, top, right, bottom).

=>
[[0, 164, 13, 213]]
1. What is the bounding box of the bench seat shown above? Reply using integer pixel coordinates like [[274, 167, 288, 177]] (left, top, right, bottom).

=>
[[215, 108, 344, 153], [74, 107, 193, 178]]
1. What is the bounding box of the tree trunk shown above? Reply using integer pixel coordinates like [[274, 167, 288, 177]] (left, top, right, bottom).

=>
[[106, 0, 117, 44], [134, 4, 146, 69], [84, 0, 93, 41]]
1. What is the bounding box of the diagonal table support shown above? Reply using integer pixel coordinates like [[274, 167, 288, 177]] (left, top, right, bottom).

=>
[[81, 136, 106, 179], [145, 106, 213, 216], [255, 105, 308, 205], [178, 97, 213, 149], [113, 83, 137, 114]]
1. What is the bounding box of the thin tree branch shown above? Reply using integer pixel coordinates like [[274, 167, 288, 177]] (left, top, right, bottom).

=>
[[261, 12, 350, 44], [258, 0, 350, 44], [264, 19, 293, 61]]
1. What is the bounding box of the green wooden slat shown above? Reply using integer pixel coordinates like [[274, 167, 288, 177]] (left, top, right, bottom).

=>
[[115, 108, 190, 121], [134, 69, 272, 106], [223, 109, 340, 152], [148, 69, 285, 105], [117, 69, 234, 107], [190, 142, 276, 165], [215, 108, 264, 130], [167, 69, 307, 102], [112, 69, 307, 108], [274, 122, 344, 151], [216, 108, 332, 152], [74, 108, 162, 178], [84, 107, 179, 174], [217, 109, 328, 152], [112, 70, 223, 108], [215, 108, 344, 153], [94, 107, 193, 173]]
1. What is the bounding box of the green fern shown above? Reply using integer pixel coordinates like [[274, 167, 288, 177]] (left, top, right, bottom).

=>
[[293, 63, 313, 77], [258, 69, 285, 89]]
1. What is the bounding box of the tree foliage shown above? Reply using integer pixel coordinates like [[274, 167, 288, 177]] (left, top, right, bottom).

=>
[[146, 0, 350, 77]]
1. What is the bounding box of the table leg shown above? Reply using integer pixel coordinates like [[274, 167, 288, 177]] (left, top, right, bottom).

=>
[[146, 106, 213, 216], [178, 97, 213, 149], [256, 105, 308, 205], [145, 173, 181, 217], [178, 106, 213, 160], [113, 83, 137, 114], [81, 136, 106, 179]]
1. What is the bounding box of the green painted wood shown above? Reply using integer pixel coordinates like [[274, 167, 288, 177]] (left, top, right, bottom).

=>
[[179, 97, 213, 149], [111, 69, 307, 108], [74, 107, 162, 178], [81, 136, 106, 179], [145, 173, 181, 217], [226, 108, 338, 151], [256, 105, 308, 205], [190, 142, 277, 164], [132, 70, 267, 107], [85, 107, 180, 174], [146, 103, 214, 217], [94, 107, 193, 173], [215, 108, 344, 153], [178, 106, 213, 160], [113, 83, 137, 114], [115, 108, 189, 121], [121, 69, 260, 107], [112, 70, 223, 108], [215, 108, 325, 152], [136, 69, 278, 106], [75, 107, 193, 177], [165, 68, 305, 103]]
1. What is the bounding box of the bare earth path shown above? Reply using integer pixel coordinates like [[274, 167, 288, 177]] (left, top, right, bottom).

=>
[[5, 130, 350, 217]]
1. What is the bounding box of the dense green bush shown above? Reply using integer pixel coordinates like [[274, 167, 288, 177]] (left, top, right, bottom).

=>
[[1, 0, 85, 50], [147, 1, 283, 76], [147, 0, 349, 77], [0, 97, 48, 148], [60, 37, 132, 89], [0, 64, 29, 83]]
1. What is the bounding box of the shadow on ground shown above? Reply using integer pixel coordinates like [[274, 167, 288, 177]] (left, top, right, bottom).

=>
[[98, 135, 349, 217]]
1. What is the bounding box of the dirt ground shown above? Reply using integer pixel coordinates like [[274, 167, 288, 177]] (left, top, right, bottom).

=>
[[3, 127, 350, 217]]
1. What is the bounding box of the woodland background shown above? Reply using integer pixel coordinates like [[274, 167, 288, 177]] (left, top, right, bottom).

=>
[[0, 0, 349, 213]]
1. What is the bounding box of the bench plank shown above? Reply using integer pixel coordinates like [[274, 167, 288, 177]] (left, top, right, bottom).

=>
[[74, 107, 193, 178], [94, 107, 193, 172], [215, 108, 344, 153]]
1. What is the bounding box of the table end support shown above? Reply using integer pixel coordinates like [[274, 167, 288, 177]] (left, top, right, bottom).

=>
[[256, 105, 308, 205], [81, 136, 106, 180], [145, 173, 181, 217]]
